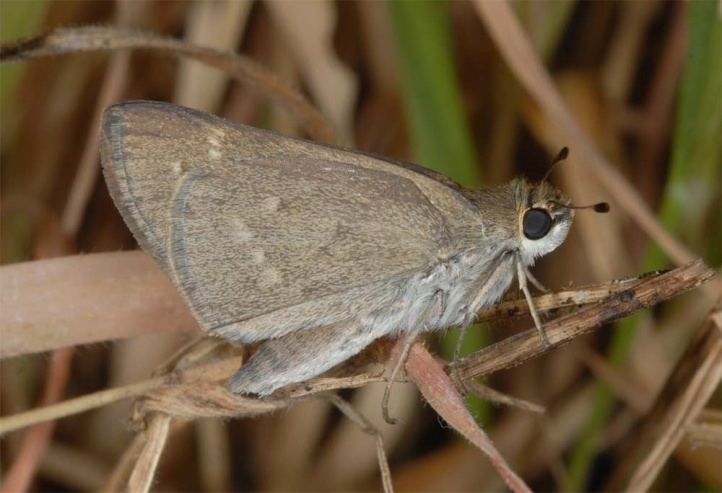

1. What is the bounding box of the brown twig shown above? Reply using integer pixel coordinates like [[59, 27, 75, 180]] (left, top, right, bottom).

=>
[[462, 379, 545, 415], [453, 260, 715, 381], [60, 44, 129, 237], [100, 424, 151, 493], [474, 275, 647, 323], [126, 413, 172, 493], [0, 26, 336, 145], [608, 311, 722, 491], [0, 354, 382, 436]]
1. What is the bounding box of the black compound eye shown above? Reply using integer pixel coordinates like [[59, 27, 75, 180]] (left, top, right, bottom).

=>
[[523, 208, 552, 240]]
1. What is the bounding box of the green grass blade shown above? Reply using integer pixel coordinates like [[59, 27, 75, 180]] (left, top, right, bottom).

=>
[[387, 0, 480, 186]]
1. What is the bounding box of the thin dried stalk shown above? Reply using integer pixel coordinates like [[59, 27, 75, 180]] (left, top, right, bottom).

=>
[[0, 353, 382, 436], [609, 311, 722, 491], [0, 26, 336, 145], [474, 275, 649, 323], [462, 380, 545, 415], [453, 260, 714, 381], [686, 414, 722, 450], [126, 414, 172, 493], [0, 374, 165, 437]]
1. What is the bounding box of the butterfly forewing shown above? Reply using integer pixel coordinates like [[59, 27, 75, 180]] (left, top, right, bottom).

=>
[[169, 156, 452, 340], [101, 101, 485, 343]]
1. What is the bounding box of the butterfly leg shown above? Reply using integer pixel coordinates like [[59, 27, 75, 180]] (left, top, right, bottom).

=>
[[228, 320, 379, 396], [382, 331, 417, 425], [382, 288, 446, 424], [449, 255, 516, 390], [524, 267, 549, 293], [516, 256, 550, 346], [449, 324, 473, 394], [328, 393, 394, 493]]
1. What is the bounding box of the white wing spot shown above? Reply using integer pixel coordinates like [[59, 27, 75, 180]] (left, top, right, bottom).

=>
[[261, 196, 281, 212], [259, 267, 282, 287], [250, 248, 265, 264], [207, 137, 222, 159], [171, 161, 182, 174], [229, 218, 253, 242]]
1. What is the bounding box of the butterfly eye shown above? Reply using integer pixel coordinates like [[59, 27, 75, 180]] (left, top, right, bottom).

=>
[[523, 208, 552, 240]]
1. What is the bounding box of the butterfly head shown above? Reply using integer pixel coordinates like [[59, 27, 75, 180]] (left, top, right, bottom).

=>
[[514, 179, 573, 265], [513, 178, 609, 266]]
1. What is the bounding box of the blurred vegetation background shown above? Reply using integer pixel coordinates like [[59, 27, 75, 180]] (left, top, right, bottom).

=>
[[1, 0, 720, 492]]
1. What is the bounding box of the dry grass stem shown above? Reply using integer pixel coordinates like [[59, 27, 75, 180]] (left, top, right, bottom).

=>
[[100, 428, 150, 493], [686, 417, 722, 450], [126, 413, 171, 493], [474, 275, 653, 323], [0, 352, 383, 436], [454, 260, 714, 381], [462, 380, 545, 415], [614, 311, 722, 491], [0, 26, 336, 145], [0, 251, 197, 359]]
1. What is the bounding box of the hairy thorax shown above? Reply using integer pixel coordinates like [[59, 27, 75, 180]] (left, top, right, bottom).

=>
[[360, 244, 516, 338]]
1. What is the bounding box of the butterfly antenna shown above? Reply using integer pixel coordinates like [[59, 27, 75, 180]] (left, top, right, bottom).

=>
[[543, 147, 610, 213], [552, 201, 610, 213], [541, 147, 569, 183]]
